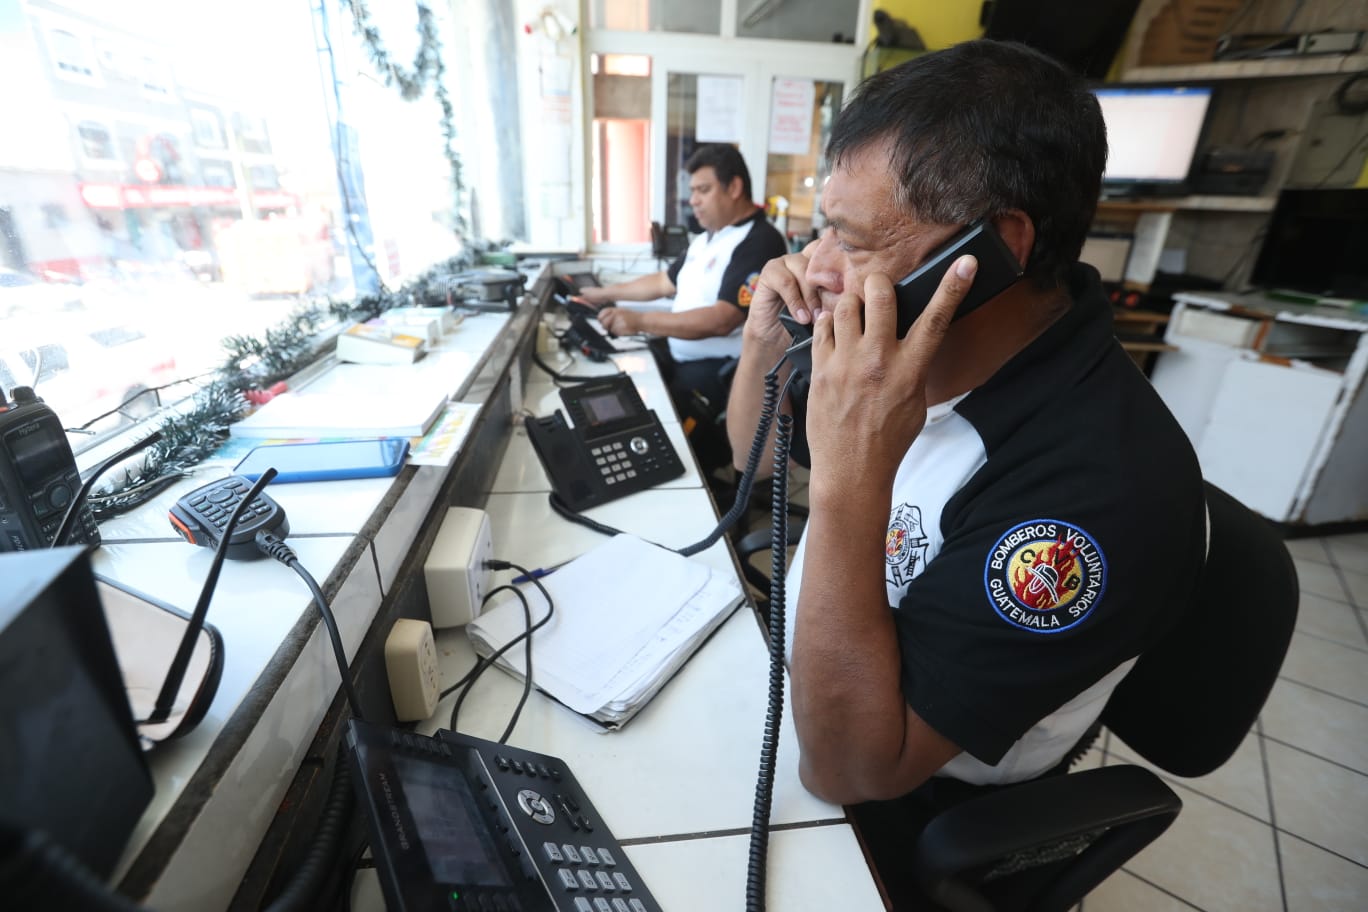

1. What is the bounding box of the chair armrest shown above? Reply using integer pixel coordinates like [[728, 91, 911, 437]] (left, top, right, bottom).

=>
[[914, 765, 1181, 912]]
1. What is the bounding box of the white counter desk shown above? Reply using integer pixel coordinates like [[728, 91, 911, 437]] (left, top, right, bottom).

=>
[[77, 276, 885, 912]]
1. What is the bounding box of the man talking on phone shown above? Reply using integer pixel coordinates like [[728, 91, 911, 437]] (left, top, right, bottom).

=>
[[573, 144, 786, 477], [726, 40, 1207, 907]]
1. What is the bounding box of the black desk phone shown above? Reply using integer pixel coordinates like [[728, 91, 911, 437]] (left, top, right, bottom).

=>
[[346, 719, 663, 912], [525, 375, 684, 512]]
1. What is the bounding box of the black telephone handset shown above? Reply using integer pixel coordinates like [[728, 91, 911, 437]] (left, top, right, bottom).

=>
[[779, 220, 1024, 377], [525, 375, 685, 511], [346, 719, 664, 912], [562, 313, 620, 363]]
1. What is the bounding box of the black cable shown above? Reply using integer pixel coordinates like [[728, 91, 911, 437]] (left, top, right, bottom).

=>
[[747, 408, 795, 912], [144, 468, 277, 725], [67, 369, 218, 433], [532, 350, 624, 382], [1, 823, 144, 912], [52, 429, 163, 546], [256, 530, 365, 722], [446, 563, 556, 741], [261, 756, 353, 912]]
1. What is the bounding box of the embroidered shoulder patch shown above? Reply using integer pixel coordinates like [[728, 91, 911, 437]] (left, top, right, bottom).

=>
[[737, 271, 761, 308], [983, 519, 1107, 634]]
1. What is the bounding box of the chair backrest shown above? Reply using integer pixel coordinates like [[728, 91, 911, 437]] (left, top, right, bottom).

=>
[[1101, 481, 1299, 777]]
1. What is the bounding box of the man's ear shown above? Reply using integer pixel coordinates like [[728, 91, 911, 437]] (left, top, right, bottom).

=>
[[727, 176, 746, 201], [991, 210, 1035, 270]]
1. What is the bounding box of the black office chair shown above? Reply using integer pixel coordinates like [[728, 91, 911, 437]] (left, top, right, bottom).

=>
[[742, 482, 1299, 911], [909, 481, 1299, 911]]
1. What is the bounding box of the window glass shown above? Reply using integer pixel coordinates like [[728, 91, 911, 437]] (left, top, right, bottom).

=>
[[1, 0, 482, 444], [735, 0, 860, 43], [590, 0, 722, 35]]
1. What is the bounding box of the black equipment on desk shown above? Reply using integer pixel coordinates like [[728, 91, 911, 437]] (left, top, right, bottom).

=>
[[168, 475, 289, 560], [561, 314, 619, 363], [0, 386, 99, 551], [346, 719, 662, 912], [526, 375, 684, 512]]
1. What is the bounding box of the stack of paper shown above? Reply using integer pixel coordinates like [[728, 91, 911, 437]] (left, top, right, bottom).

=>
[[230, 390, 448, 439], [466, 535, 742, 729]]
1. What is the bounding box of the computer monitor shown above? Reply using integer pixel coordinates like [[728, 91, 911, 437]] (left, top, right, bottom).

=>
[[1250, 188, 1368, 301], [1092, 84, 1214, 197]]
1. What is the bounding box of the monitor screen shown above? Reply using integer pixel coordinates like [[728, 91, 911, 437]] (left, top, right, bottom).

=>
[[1093, 85, 1213, 192], [1250, 188, 1368, 301]]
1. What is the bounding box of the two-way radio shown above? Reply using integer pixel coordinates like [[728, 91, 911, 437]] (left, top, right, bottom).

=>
[[0, 386, 99, 552]]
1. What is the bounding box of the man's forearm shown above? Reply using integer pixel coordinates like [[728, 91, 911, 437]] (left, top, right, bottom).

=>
[[600, 271, 674, 302], [726, 334, 793, 475]]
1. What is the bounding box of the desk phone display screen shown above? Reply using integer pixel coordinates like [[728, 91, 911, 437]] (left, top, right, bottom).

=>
[[392, 754, 509, 888], [580, 390, 631, 426]]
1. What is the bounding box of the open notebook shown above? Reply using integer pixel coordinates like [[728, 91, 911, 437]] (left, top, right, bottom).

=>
[[467, 535, 743, 729]]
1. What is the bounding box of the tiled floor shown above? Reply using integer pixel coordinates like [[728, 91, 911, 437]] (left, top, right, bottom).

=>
[[735, 468, 1368, 911], [1079, 532, 1368, 912]]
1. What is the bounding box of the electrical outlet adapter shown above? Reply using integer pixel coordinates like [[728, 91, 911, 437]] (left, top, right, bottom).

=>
[[424, 506, 494, 628], [384, 618, 439, 722]]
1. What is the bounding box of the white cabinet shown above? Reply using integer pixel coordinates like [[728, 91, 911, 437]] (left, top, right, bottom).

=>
[[1151, 292, 1368, 524]]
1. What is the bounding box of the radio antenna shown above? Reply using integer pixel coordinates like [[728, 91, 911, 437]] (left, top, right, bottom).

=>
[[52, 430, 164, 547]]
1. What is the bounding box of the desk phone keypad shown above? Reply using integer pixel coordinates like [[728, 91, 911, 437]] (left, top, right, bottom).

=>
[[491, 754, 650, 912], [589, 427, 679, 489]]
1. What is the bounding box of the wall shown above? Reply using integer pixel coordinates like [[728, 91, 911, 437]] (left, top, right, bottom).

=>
[[870, 0, 984, 49]]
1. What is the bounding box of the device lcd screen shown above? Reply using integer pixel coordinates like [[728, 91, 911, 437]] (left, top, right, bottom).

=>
[[7, 425, 67, 487], [581, 391, 629, 425], [391, 754, 508, 888]]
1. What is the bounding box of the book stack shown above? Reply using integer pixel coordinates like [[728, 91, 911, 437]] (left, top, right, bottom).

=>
[[466, 535, 743, 729], [335, 323, 427, 364]]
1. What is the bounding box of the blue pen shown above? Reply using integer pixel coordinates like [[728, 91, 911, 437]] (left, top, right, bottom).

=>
[[511, 563, 565, 585]]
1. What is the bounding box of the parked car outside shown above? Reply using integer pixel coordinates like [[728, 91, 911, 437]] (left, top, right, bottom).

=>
[[0, 312, 179, 432], [0, 267, 84, 319]]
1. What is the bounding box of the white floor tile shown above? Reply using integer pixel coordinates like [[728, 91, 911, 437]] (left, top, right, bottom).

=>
[[1341, 567, 1368, 609], [1326, 538, 1368, 576], [1285, 537, 1330, 564], [1295, 592, 1368, 649], [1279, 632, 1368, 705], [1266, 740, 1368, 866], [1295, 558, 1350, 602], [1121, 779, 1282, 912], [1109, 731, 1270, 823], [1262, 678, 1368, 776], [1280, 832, 1368, 912], [1083, 869, 1202, 911]]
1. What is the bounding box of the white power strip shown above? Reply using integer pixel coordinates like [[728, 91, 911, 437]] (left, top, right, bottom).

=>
[[424, 506, 494, 628], [384, 618, 439, 721]]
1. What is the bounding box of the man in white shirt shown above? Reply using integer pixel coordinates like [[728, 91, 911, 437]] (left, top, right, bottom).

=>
[[575, 144, 787, 474]]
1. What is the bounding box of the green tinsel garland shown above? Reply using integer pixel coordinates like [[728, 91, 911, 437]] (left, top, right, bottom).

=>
[[89, 252, 498, 518], [346, 0, 465, 233]]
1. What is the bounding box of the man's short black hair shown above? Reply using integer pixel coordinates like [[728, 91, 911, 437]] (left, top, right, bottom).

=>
[[685, 143, 753, 201], [827, 40, 1107, 290]]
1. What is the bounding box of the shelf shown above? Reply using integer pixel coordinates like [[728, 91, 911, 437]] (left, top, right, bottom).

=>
[[1121, 53, 1368, 83], [1096, 195, 1277, 213]]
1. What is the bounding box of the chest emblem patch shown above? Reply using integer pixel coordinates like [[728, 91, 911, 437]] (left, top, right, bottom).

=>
[[737, 271, 761, 308], [886, 503, 929, 589], [984, 520, 1107, 634]]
